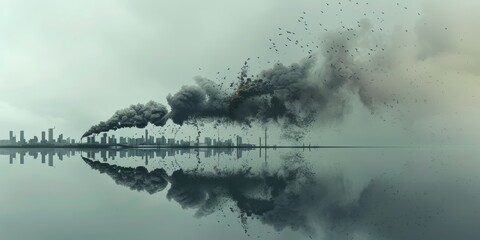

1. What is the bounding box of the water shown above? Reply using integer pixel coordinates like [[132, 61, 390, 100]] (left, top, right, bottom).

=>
[[1, 147, 479, 240]]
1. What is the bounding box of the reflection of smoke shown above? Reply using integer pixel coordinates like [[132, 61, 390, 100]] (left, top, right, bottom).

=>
[[83, 23, 376, 138], [83, 157, 168, 194], [83, 156, 293, 217], [83, 155, 480, 240]]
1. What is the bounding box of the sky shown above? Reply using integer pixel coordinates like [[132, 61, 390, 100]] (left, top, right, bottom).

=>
[[0, 0, 479, 145]]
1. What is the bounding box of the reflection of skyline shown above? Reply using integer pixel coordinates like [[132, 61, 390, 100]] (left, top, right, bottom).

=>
[[0, 147, 265, 166], [4, 148, 480, 239], [0, 148, 76, 167]]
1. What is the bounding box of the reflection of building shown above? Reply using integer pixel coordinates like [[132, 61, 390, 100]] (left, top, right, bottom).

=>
[[48, 153, 53, 167]]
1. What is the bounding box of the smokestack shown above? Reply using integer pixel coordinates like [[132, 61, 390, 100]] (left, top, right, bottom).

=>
[[259, 137, 262, 147], [265, 128, 267, 147]]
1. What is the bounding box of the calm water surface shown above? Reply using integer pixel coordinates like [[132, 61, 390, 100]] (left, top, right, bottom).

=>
[[1, 147, 479, 240]]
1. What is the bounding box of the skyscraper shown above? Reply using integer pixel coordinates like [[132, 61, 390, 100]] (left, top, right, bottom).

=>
[[41, 131, 46, 144], [236, 136, 243, 146], [19, 130, 25, 144], [57, 134, 64, 144], [9, 131, 14, 144], [48, 128, 54, 143], [145, 129, 149, 144], [204, 137, 212, 146], [264, 128, 267, 147], [101, 133, 107, 144]]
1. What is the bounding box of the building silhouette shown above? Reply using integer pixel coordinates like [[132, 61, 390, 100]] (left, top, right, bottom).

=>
[[1, 128, 263, 148], [41, 131, 46, 144], [19, 130, 25, 144], [48, 128, 54, 144]]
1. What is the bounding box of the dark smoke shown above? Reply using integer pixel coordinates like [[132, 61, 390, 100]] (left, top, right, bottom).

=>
[[82, 23, 375, 138], [82, 101, 168, 138]]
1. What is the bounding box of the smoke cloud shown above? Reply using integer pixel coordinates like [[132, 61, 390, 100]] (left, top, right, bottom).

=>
[[82, 101, 168, 138], [82, 0, 480, 143], [82, 22, 376, 138]]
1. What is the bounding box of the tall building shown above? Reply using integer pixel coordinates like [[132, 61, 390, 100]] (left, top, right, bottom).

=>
[[236, 136, 243, 146], [9, 131, 14, 144], [108, 135, 116, 144], [57, 134, 64, 144], [87, 135, 96, 144], [19, 130, 25, 144], [145, 130, 149, 144], [264, 128, 267, 147], [101, 133, 107, 144], [156, 136, 167, 145], [204, 137, 212, 146], [41, 131, 46, 144], [48, 128, 54, 143]]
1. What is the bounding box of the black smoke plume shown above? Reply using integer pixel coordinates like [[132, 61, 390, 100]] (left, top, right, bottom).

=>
[[82, 101, 168, 138], [82, 23, 375, 138]]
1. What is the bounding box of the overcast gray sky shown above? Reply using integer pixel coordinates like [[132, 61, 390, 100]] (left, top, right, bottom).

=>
[[1, 0, 478, 145]]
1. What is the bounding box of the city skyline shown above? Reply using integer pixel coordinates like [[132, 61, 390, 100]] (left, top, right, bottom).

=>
[[0, 128, 266, 148]]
